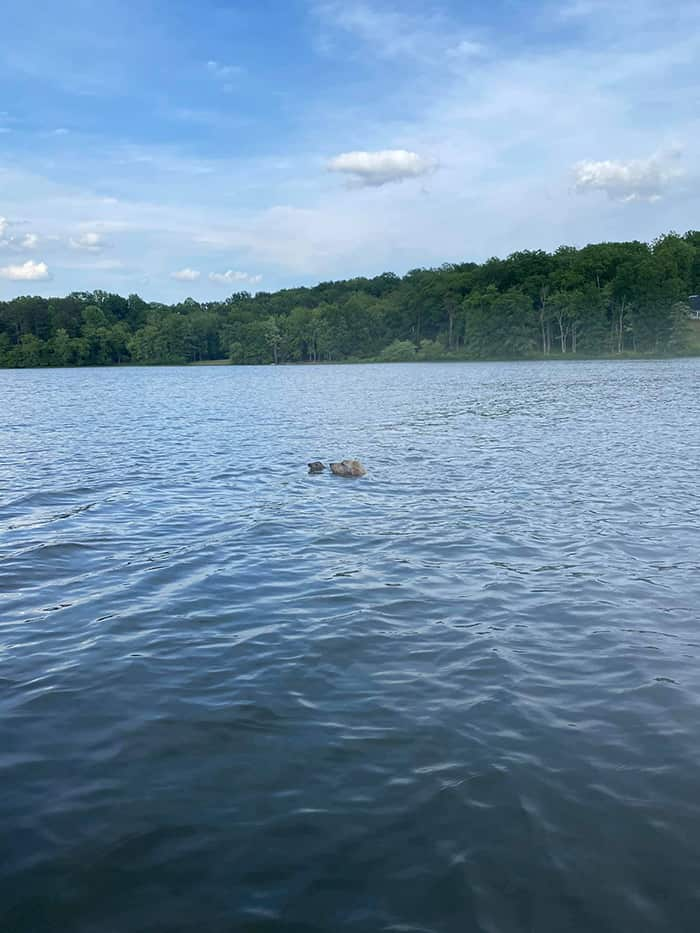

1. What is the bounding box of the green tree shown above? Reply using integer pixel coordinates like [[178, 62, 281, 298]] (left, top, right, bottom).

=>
[[2, 229, 699, 368], [380, 339, 416, 361], [51, 328, 76, 365]]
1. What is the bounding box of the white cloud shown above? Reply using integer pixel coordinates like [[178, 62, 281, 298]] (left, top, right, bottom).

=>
[[0, 260, 50, 280], [0, 220, 39, 251], [69, 231, 107, 251], [2, 0, 699, 301], [171, 267, 201, 281], [209, 269, 262, 285], [573, 151, 684, 201], [327, 149, 436, 187]]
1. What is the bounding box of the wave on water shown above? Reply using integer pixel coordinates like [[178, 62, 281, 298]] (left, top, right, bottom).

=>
[[1, 360, 700, 932]]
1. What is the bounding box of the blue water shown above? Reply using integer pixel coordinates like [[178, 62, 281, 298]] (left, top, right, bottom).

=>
[[1, 359, 700, 933]]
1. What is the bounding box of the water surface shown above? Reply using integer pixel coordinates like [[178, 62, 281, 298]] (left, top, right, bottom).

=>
[[1, 360, 700, 932]]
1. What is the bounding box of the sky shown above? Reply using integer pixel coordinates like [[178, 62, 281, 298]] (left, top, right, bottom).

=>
[[1, 0, 699, 301]]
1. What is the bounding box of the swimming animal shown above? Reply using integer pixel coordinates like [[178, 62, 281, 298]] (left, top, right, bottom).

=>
[[329, 459, 367, 477], [308, 461, 325, 474]]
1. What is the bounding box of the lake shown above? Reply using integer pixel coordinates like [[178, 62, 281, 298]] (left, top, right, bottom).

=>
[[1, 359, 700, 933]]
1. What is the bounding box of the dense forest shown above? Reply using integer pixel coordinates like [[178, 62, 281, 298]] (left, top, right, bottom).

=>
[[1, 231, 699, 368]]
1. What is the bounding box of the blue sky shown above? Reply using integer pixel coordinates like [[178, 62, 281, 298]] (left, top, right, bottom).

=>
[[1, 0, 699, 300]]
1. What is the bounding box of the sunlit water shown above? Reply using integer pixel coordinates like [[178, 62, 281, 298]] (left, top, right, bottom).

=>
[[1, 359, 700, 933]]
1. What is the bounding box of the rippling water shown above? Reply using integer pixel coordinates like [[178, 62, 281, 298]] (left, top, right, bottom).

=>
[[2, 360, 700, 932]]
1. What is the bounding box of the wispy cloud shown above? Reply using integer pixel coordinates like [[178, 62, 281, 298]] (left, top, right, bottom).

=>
[[60, 258, 125, 271], [69, 231, 108, 251], [115, 144, 216, 176], [209, 269, 262, 285], [1, 0, 699, 301], [171, 267, 201, 281], [0, 259, 50, 280], [313, 1, 482, 63], [446, 39, 484, 59], [0, 219, 40, 251], [573, 150, 684, 202], [557, 0, 661, 23], [327, 149, 436, 187], [315, 2, 425, 57]]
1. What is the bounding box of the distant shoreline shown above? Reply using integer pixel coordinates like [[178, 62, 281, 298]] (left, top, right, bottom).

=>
[[3, 350, 700, 372], [2, 232, 699, 367]]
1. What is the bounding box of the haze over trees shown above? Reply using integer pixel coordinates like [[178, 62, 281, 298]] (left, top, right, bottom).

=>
[[1, 231, 698, 368]]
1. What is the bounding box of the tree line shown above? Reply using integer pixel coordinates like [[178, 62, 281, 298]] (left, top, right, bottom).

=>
[[1, 231, 699, 368]]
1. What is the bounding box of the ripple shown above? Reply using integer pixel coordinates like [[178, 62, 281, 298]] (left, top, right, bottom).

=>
[[1, 360, 700, 932]]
